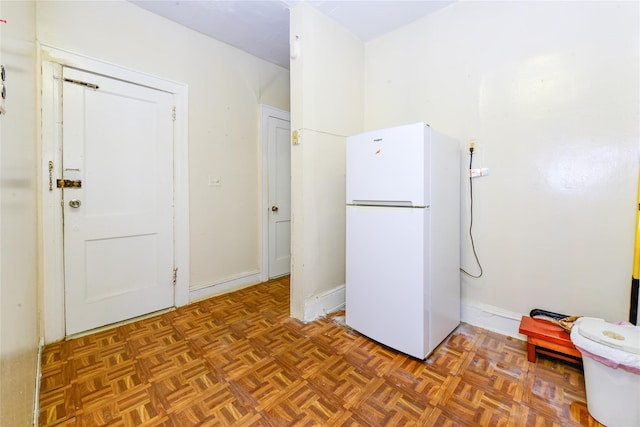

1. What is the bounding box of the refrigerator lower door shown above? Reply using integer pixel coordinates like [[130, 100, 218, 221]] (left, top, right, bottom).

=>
[[346, 205, 429, 359]]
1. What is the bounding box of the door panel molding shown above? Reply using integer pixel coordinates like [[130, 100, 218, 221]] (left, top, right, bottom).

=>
[[260, 105, 290, 282], [40, 44, 190, 343]]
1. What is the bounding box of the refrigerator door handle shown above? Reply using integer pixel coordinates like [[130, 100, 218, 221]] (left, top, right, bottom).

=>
[[349, 200, 417, 207]]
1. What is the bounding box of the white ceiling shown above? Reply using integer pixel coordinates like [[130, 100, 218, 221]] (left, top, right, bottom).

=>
[[129, 1, 454, 69]]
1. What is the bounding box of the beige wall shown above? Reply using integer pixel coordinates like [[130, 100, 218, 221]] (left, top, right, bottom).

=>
[[365, 1, 639, 326], [36, 1, 290, 294], [289, 3, 363, 320], [0, 1, 39, 425]]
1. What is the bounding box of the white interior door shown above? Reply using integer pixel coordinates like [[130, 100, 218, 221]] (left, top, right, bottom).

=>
[[267, 116, 291, 278], [63, 67, 175, 335]]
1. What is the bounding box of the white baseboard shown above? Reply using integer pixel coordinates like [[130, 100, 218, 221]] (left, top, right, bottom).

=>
[[33, 337, 45, 427], [189, 272, 260, 302], [193, 278, 524, 341], [461, 301, 526, 341], [304, 284, 346, 322]]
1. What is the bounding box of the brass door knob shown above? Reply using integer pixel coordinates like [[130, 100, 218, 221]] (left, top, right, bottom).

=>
[[271, 206, 279, 212]]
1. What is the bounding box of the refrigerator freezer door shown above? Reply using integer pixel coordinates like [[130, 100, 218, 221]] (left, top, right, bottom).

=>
[[345, 205, 429, 359], [346, 122, 428, 206]]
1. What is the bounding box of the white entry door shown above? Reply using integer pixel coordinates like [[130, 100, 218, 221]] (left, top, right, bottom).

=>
[[63, 67, 175, 335], [267, 116, 291, 278]]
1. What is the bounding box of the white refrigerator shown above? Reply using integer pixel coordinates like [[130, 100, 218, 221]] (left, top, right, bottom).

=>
[[345, 122, 460, 360]]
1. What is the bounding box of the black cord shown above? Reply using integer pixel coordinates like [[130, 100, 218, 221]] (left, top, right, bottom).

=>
[[461, 148, 483, 278]]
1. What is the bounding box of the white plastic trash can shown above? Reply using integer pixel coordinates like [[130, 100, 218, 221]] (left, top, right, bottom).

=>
[[570, 317, 640, 427]]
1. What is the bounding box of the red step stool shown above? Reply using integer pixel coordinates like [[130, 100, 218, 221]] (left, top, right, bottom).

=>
[[518, 316, 582, 363]]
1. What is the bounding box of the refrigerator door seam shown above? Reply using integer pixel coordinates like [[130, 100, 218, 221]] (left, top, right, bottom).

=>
[[348, 201, 428, 208]]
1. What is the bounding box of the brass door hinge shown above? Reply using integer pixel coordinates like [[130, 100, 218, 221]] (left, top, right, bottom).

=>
[[48, 161, 54, 191], [172, 267, 178, 286]]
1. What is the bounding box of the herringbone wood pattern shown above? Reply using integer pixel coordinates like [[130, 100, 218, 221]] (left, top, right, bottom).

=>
[[39, 277, 603, 426]]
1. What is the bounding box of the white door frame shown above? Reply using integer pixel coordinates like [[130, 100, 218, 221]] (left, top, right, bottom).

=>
[[40, 44, 190, 343], [260, 105, 290, 282]]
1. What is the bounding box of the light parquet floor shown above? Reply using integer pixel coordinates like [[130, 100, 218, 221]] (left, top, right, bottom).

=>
[[39, 276, 604, 426]]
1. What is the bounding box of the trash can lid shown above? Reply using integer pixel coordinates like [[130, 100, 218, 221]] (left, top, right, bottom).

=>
[[577, 318, 640, 355]]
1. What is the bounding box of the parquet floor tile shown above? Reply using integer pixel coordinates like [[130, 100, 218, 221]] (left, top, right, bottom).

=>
[[39, 276, 604, 426]]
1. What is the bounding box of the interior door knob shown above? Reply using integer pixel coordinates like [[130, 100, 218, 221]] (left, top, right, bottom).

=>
[[271, 205, 279, 212], [69, 199, 82, 208]]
